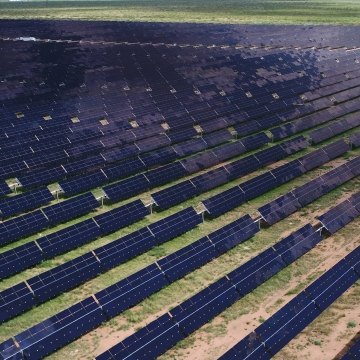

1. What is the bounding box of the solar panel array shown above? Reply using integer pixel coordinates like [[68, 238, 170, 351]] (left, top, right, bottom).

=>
[[0, 19, 359, 360], [258, 156, 359, 225], [341, 338, 360, 360], [220, 245, 360, 360], [202, 139, 349, 218], [95, 194, 360, 360]]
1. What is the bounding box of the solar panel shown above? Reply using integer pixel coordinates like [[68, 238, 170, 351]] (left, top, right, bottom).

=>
[[202, 129, 233, 147], [240, 132, 269, 151], [258, 193, 302, 225], [180, 151, 219, 174], [37, 218, 101, 259], [225, 155, 261, 180], [139, 147, 178, 167], [0, 241, 43, 279], [317, 198, 359, 234], [322, 139, 349, 159], [103, 174, 150, 202], [157, 237, 217, 282], [211, 141, 246, 161], [42, 192, 99, 224], [170, 277, 240, 336], [0, 187, 53, 219], [240, 172, 278, 201], [148, 207, 202, 245], [299, 149, 330, 171], [191, 167, 230, 193], [151, 180, 198, 210], [292, 178, 327, 206], [254, 145, 287, 166], [350, 132, 360, 148], [0, 210, 48, 247], [59, 171, 108, 196], [93, 199, 149, 234], [0, 181, 11, 197], [208, 214, 260, 254], [341, 338, 360, 359], [146, 162, 187, 187], [94, 228, 156, 271], [0, 282, 36, 324], [12, 296, 106, 360], [95, 264, 169, 318], [17, 166, 67, 189], [103, 157, 146, 181], [96, 313, 183, 360], [27, 253, 101, 304], [280, 135, 309, 155], [172, 138, 208, 157]]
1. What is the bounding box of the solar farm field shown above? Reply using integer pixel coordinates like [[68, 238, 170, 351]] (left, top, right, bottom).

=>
[[0, 20, 359, 360]]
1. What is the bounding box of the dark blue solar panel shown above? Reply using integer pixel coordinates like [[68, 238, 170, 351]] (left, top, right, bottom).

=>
[[208, 214, 260, 254], [202, 129, 233, 147], [148, 207, 202, 245], [181, 151, 219, 174], [59, 171, 108, 196], [342, 338, 360, 359], [93, 200, 148, 235], [322, 139, 349, 159], [17, 166, 67, 189], [0, 282, 36, 324], [225, 155, 261, 180], [299, 149, 330, 171], [42, 192, 99, 224], [258, 192, 302, 225], [280, 135, 309, 155], [240, 132, 269, 151], [191, 167, 230, 193], [0, 210, 48, 246], [103, 174, 150, 202], [292, 177, 327, 207], [350, 132, 360, 148], [0, 187, 53, 219], [14, 297, 106, 360], [254, 145, 287, 166], [158, 237, 217, 282], [37, 219, 101, 259], [271, 160, 306, 184], [240, 172, 278, 201], [347, 156, 360, 176], [151, 180, 198, 210], [27, 252, 101, 303], [95, 264, 169, 318], [0, 181, 11, 197], [139, 147, 178, 167], [212, 141, 246, 161], [96, 313, 183, 360], [167, 127, 197, 143], [0, 241, 43, 279], [170, 277, 240, 336], [172, 138, 208, 157], [273, 224, 322, 265], [146, 162, 187, 187], [318, 200, 359, 234], [94, 228, 155, 271], [102, 158, 146, 181], [202, 186, 246, 218]]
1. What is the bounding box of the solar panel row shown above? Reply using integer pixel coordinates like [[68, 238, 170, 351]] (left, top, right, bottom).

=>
[[0, 207, 202, 323], [318, 190, 360, 234], [0, 213, 259, 358], [341, 338, 360, 360], [203, 139, 349, 218], [0, 200, 148, 279], [152, 135, 303, 210], [258, 155, 359, 225], [96, 223, 323, 360], [0, 193, 100, 247], [220, 245, 360, 359], [0, 188, 54, 220], [350, 131, 360, 148]]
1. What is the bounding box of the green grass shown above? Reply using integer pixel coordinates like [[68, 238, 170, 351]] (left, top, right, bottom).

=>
[[0, 0, 359, 25]]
